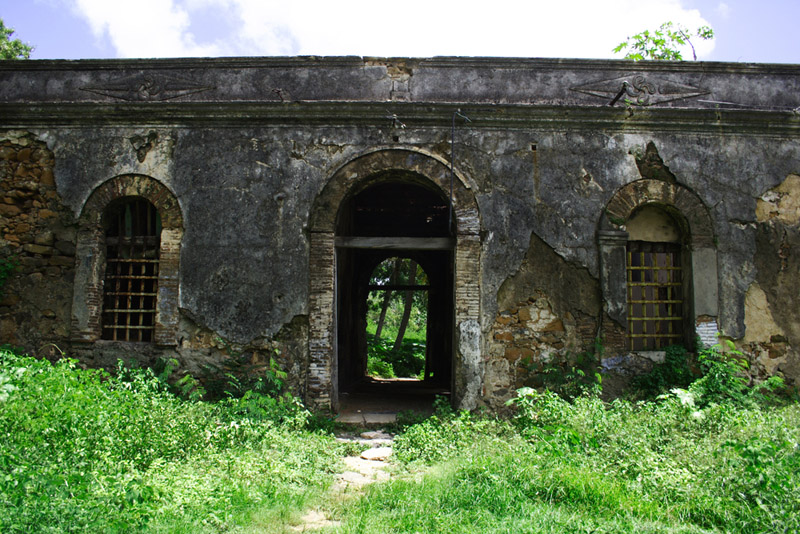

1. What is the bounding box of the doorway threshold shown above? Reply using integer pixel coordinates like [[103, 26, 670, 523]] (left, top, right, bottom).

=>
[[336, 377, 450, 425]]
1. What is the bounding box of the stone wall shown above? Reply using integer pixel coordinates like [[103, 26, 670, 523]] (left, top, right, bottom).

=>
[[0, 132, 75, 352], [747, 174, 800, 382], [1, 57, 799, 408]]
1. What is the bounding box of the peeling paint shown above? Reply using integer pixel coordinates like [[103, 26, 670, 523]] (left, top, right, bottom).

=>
[[743, 282, 784, 344], [756, 174, 800, 225]]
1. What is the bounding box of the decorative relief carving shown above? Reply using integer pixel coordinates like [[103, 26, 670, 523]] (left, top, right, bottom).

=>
[[129, 131, 158, 162], [571, 75, 709, 106], [82, 74, 213, 101]]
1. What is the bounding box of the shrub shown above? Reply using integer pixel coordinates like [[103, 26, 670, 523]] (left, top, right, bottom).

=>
[[366, 333, 425, 379], [0, 347, 340, 533], [631, 344, 694, 397], [531, 339, 603, 400]]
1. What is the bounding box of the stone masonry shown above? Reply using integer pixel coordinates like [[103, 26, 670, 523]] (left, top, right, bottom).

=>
[[1, 56, 799, 410]]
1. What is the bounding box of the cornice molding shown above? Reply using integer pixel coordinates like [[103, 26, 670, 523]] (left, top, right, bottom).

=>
[[1, 101, 798, 136]]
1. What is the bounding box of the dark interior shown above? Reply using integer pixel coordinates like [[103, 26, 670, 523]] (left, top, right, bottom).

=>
[[335, 174, 454, 407]]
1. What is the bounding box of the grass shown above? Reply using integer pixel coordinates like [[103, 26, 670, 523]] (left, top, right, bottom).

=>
[[327, 390, 800, 534], [2, 343, 799, 533], [0, 347, 342, 533]]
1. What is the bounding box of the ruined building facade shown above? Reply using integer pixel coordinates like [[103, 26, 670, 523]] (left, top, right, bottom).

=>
[[1, 57, 798, 410]]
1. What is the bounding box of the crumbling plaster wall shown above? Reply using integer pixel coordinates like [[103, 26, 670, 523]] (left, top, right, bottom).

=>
[[0, 132, 75, 352], [3, 123, 799, 401], [2, 57, 799, 405], [747, 174, 800, 382], [477, 130, 800, 402]]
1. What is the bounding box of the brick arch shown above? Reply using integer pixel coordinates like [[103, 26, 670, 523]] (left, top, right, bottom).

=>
[[307, 148, 482, 411], [72, 175, 183, 345], [598, 178, 719, 347], [309, 147, 479, 236], [601, 179, 714, 247], [79, 174, 183, 230]]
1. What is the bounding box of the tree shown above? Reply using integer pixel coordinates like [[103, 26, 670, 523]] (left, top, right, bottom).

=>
[[0, 18, 33, 60], [373, 258, 400, 339], [613, 21, 713, 61], [392, 260, 417, 352]]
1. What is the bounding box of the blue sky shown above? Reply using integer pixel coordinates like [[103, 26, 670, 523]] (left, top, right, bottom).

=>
[[3, 0, 799, 63]]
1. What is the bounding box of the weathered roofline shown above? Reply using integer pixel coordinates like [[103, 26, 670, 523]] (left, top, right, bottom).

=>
[[2, 55, 799, 73], [2, 101, 798, 136], [2, 56, 798, 113]]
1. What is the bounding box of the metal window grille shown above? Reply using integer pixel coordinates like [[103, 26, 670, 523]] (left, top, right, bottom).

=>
[[101, 198, 161, 342], [626, 241, 683, 351]]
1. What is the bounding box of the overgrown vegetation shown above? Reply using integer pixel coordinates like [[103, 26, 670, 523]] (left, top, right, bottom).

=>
[[530, 338, 604, 400], [366, 334, 425, 379], [331, 343, 799, 533], [3, 339, 798, 533], [0, 346, 341, 533], [632, 344, 694, 398], [366, 257, 428, 379]]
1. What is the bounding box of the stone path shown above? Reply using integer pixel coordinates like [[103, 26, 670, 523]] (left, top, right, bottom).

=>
[[289, 430, 394, 532]]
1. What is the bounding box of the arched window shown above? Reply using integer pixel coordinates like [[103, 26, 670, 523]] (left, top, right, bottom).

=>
[[599, 179, 718, 353], [72, 175, 183, 346], [625, 206, 685, 350], [101, 198, 161, 342]]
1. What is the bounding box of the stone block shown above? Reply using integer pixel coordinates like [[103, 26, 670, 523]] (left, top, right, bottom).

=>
[[541, 319, 565, 332], [0, 204, 21, 217], [494, 331, 513, 341], [23, 244, 54, 255]]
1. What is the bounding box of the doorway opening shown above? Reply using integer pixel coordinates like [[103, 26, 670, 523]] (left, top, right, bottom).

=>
[[366, 257, 430, 380], [335, 173, 454, 414]]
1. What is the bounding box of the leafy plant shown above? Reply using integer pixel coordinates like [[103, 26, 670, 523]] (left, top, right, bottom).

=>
[[152, 356, 206, 400], [0, 19, 32, 60], [534, 339, 603, 400], [689, 339, 751, 406], [201, 341, 287, 400], [613, 21, 714, 61], [367, 333, 425, 379], [0, 255, 18, 297], [631, 344, 694, 397]]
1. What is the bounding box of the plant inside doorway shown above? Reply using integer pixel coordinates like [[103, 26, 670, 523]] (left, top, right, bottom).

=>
[[366, 257, 428, 379]]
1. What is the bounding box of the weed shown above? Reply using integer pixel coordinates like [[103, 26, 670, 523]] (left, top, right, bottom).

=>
[[0, 255, 18, 297], [531, 338, 603, 400], [632, 344, 694, 397], [0, 346, 340, 533]]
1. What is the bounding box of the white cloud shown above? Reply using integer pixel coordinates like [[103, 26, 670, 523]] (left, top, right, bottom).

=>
[[68, 0, 715, 59]]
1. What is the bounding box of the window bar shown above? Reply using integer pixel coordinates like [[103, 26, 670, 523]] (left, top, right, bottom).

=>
[[102, 199, 160, 342], [627, 248, 633, 350], [627, 242, 683, 351]]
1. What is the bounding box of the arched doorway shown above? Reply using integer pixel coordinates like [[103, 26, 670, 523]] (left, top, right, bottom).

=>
[[307, 149, 482, 412], [335, 177, 454, 407]]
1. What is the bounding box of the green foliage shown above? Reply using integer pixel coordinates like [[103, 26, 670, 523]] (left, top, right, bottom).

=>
[[0, 255, 18, 297], [201, 341, 287, 400], [366, 256, 428, 379], [689, 339, 750, 406], [632, 344, 694, 397], [534, 339, 603, 400], [0, 347, 340, 533], [688, 339, 788, 408], [392, 400, 512, 466], [0, 19, 32, 60], [613, 21, 714, 61], [347, 385, 800, 533], [366, 333, 425, 379]]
